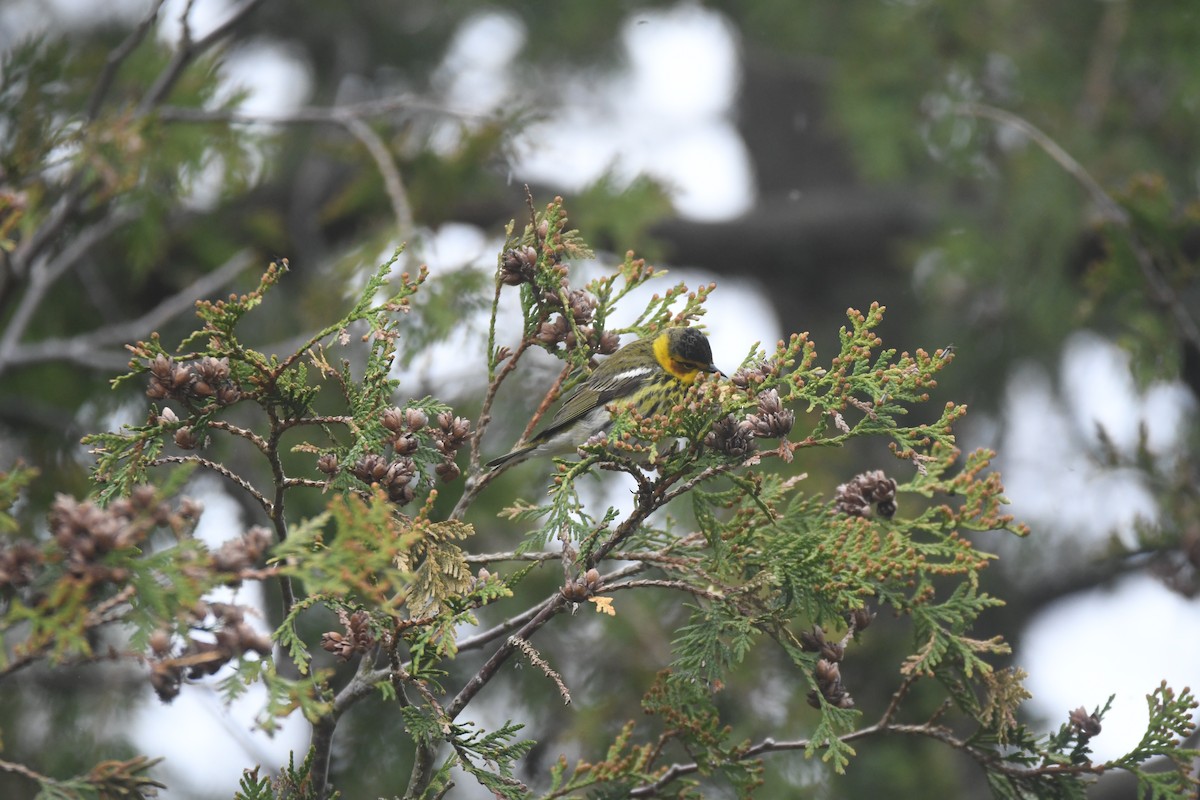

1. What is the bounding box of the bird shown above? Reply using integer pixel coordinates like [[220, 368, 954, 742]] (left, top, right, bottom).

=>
[[487, 326, 722, 469]]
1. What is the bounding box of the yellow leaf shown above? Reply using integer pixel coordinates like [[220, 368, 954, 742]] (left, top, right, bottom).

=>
[[589, 596, 615, 616]]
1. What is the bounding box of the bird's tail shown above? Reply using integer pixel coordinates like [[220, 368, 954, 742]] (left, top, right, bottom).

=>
[[485, 444, 537, 470]]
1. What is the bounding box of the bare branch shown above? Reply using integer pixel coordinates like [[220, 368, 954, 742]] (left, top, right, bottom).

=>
[[276, 415, 356, 431], [86, 0, 169, 120], [157, 94, 493, 126], [585, 472, 680, 569], [207, 417, 269, 452], [629, 712, 1110, 797], [599, 578, 725, 602], [0, 208, 139, 375], [282, 477, 328, 490], [137, 0, 269, 114], [455, 594, 561, 654], [464, 547, 702, 568], [338, 114, 413, 237], [954, 102, 1127, 223], [446, 595, 567, 720], [464, 550, 562, 565], [0, 250, 253, 373], [150, 455, 272, 514], [660, 458, 749, 506]]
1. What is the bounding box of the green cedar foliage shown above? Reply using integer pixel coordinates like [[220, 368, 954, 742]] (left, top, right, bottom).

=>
[[3, 198, 1197, 798]]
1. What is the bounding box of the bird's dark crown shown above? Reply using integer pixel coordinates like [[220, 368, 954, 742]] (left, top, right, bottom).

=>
[[666, 327, 714, 368]]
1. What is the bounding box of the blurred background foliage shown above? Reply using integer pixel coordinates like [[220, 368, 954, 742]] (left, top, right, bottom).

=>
[[1, 0, 1197, 797]]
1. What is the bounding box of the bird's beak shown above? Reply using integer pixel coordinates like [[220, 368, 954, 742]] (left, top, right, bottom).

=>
[[707, 364, 725, 378]]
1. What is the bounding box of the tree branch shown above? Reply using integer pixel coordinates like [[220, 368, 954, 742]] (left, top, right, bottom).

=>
[[137, 0, 268, 114], [0, 208, 139, 376], [309, 652, 383, 800], [337, 115, 414, 237], [954, 102, 1127, 223], [446, 595, 567, 720], [207, 416, 269, 453], [585, 471, 681, 569], [156, 94, 492, 126], [0, 249, 253, 372], [956, 102, 1200, 379], [86, 0, 168, 120], [9, 0, 260, 286], [464, 547, 701, 568], [150, 455, 272, 514], [629, 705, 1110, 797], [451, 338, 533, 520], [598, 578, 725, 602]]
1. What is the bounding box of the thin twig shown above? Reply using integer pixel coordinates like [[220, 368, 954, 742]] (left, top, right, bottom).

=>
[[451, 339, 532, 519], [880, 674, 917, 726], [207, 417, 269, 453], [3, 244, 252, 373], [150, 455, 272, 514], [0, 756, 55, 786], [446, 551, 659, 721], [469, 278, 506, 472], [275, 414, 356, 432], [137, 0, 268, 114], [599, 578, 725, 602], [85, 584, 137, 626], [157, 94, 492, 125], [628, 713, 1109, 797], [455, 562, 648, 656], [586, 471, 682, 569], [464, 548, 701, 568], [338, 114, 413, 237], [281, 478, 328, 490], [446, 594, 567, 720], [956, 101, 1200, 368], [455, 594, 560, 654], [263, 416, 296, 614], [86, 0, 168, 119], [464, 550, 562, 564], [659, 459, 745, 506], [522, 362, 571, 443], [953, 102, 1126, 223], [510, 636, 571, 705]]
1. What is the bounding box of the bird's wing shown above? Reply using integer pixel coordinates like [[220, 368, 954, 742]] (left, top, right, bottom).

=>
[[533, 343, 657, 442]]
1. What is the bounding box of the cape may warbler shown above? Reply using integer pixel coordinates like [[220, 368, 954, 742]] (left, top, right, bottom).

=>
[[487, 327, 722, 469]]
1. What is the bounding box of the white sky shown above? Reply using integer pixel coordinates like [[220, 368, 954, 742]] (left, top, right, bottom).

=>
[[1020, 572, 1200, 761], [429, 6, 755, 221], [6, 0, 1198, 792], [987, 331, 1200, 760]]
